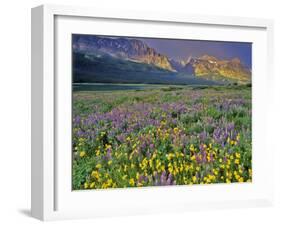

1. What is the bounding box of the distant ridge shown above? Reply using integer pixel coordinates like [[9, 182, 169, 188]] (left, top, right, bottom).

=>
[[171, 55, 251, 83], [73, 35, 251, 84]]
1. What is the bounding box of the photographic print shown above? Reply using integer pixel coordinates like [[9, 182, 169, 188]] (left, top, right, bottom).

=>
[[72, 34, 252, 190]]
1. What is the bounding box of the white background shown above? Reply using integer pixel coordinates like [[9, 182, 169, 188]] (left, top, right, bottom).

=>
[[0, 0, 280, 225]]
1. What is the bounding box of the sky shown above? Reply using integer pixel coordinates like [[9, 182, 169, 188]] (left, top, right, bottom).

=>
[[138, 37, 252, 68]]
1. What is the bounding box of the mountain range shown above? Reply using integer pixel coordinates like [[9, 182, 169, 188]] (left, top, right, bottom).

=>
[[72, 35, 251, 85]]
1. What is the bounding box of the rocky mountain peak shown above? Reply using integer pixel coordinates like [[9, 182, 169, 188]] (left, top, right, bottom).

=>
[[73, 36, 175, 71], [199, 55, 218, 62]]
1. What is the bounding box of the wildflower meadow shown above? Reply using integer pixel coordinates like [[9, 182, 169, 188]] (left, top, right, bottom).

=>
[[72, 85, 252, 190]]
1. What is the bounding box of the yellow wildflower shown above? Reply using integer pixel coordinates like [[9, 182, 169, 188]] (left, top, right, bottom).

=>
[[235, 152, 241, 159], [248, 169, 252, 176], [227, 137, 230, 143], [235, 174, 241, 180], [129, 178, 135, 186], [78, 138, 85, 142], [190, 144, 195, 151], [236, 134, 240, 141], [91, 170, 99, 179], [213, 169, 218, 176], [90, 182, 95, 189], [101, 183, 108, 189], [168, 166, 173, 174], [149, 159, 153, 168], [192, 176, 197, 183], [96, 163, 102, 169], [180, 164, 184, 172], [208, 174, 215, 181], [238, 177, 244, 183], [107, 179, 113, 186], [166, 153, 174, 161], [105, 144, 112, 149], [79, 151, 86, 157]]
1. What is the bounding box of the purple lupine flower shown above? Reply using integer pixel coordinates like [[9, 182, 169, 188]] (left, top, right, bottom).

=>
[[160, 171, 166, 185], [166, 177, 171, 185], [106, 148, 112, 160], [202, 151, 207, 163], [196, 154, 201, 164], [210, 153, 214, 162], [154, 179, 160, 186], [199, 131, 207, 142]]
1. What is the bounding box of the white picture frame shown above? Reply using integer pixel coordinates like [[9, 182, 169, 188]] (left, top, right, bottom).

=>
[[31, 4, 274, 221]]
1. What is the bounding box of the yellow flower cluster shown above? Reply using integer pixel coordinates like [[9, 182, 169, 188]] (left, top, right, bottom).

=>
[[79, 128, 251, 189]]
